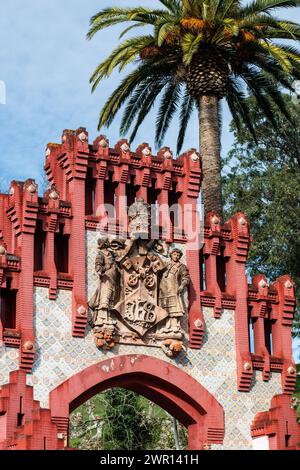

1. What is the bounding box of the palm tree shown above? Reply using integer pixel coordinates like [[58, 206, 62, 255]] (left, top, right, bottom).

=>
[[88, 0, 300, 215]]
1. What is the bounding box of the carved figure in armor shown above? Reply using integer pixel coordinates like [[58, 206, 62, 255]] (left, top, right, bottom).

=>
[[158, 248, 190, 334], [88, 238, 118, 327]]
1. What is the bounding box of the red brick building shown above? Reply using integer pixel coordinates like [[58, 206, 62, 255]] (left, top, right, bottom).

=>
[[0, 127, 299, 450]]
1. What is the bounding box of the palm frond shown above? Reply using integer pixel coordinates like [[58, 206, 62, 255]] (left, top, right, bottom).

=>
[[251, 54, 293, 88], [90, 36, 154, 86], [97, 63, 160, 129], [240, 0, 300, 19], [226, 78, 257, 140], [119, 23, 146, 39], [242, 69, 278, 127], [259, 41, 294, 72], [182, 33, 203, 64], [182, 0, 198, 16], [241, 67, 293, 128], [155, 82, 182, 146], [87, 7, 165, 39], [275, 21, 300, 39], [155, 18, 177, 46], [218, 0, 241, 20], [129, 83, 167, 142], [120, 76, 169, 134], [158, 0, 182, 15], [177, 90, 195, 154]]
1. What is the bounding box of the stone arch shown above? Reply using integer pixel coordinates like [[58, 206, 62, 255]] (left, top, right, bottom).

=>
[[49, 354, 224, 450]]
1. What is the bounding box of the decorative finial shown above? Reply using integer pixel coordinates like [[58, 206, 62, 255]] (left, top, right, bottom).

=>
[[258, 279, 267, 288], [211, 215, 220, 225], [120, 143, 130, 152], [27, 183, 37, 194], [49, 190, 59, 200], [99, 138, 108, 148], [142, 147, 151, 157], [190, 152, 199, 162], [238, 217, 247, 226], [163, 150, 173, 159], [78, 132, 88, 142]]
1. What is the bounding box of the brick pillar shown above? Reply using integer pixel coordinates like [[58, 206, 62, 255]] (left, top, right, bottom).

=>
[[7, 180, 38, 372], [94, 178, 104, 217], [188, 423, 205, 450], [249, 275, 270, 381], [135, 144, 152, 206], [225, 212, 253, 391], [135, 167, 150, 204], [271, 276, 296, 393], [69, 178, 88, 337], [44, 217, 58, 300], [136, 185, 147, 202], [18, 234, 35, 371], [253, 318, 265, 353], [94, 149, 108, 233], [180, 150, 203, 348], [60, 129, 90, 338], [202, 212, 222, 318], [0, 243, 7, 345], [157, 188, 171, 241], [115, 181, 127, 237]]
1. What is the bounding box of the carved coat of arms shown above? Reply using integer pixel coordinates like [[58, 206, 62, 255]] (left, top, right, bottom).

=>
[[88, 199, 190, 358]]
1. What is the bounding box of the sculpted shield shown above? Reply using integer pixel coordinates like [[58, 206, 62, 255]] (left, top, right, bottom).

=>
[[114, 249, 168, 337]]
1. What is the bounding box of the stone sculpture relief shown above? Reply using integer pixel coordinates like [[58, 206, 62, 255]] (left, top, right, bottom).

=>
[[88, 199, 190, 357]]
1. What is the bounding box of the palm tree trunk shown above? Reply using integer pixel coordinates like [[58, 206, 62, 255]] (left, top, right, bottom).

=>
[[199, 95, 223, 217]]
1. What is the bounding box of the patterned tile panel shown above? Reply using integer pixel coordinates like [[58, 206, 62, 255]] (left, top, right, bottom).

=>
[[0, 346, 18, 385]]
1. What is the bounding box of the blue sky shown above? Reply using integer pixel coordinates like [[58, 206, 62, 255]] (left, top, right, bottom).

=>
[[0, 1, 299, 359], [0, 0, 299, 189]]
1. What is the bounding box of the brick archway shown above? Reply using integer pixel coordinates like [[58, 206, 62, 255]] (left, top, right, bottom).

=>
[[49, 354, 224, 450]]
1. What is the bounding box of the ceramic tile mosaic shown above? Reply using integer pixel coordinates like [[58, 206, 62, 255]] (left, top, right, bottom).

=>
[[0, 346, 19, 385], [0, 230, 283, 450]]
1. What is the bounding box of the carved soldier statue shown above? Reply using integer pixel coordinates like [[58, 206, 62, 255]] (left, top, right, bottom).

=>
[[158, 248, 190, 334], [88, 238, 118, 327]]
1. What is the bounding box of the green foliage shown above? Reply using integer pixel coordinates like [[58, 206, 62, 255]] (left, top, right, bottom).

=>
[[69, 388, 188, 450], [101, 388, 151, 450], [223, 94, 300, 336], [88, 0, 300, 153]]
